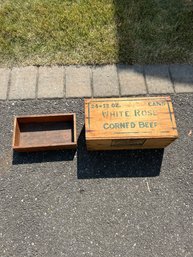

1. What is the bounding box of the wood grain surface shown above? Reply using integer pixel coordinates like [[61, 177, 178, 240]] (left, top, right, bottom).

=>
[[85, 97, 178, 150], [13, 113, 77, 152]]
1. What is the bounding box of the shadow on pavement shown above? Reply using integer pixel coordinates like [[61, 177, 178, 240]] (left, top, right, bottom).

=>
[[12, 127, 164, 178], [12, 149, 76, 165], [77, 127, 164, 179]]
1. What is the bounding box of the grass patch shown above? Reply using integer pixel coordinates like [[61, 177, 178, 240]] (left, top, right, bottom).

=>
[[0, 0, 193, 67]]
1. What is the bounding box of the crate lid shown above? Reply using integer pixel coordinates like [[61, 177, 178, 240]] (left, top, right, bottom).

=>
[[85, 96, 178, 140]]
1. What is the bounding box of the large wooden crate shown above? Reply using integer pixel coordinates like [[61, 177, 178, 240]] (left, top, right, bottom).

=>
[[85, 96, 178, 150]]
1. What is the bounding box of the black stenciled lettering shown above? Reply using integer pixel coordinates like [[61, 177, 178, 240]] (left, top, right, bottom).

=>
[[114, 123, 120, 129], [109, 123, 114, 129], [102, 111, 108, 118], [102, 122, 136, 130], [110, 112, 116, 118], [141, 110, 147, 116], [131, 122, 135, 128], [119, 123, 126, 129], [139, 122, 145, 128], [103, 123, 109, 129], [134, 109, 140, 116], [111, 103, 121, 108], [134, 109, 157, 116], [138, 121, 157, 128], [119, 111, 123, 117], [125, 111, 130, 117]]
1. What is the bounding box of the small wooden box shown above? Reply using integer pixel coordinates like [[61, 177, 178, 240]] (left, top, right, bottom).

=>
[[85, 97, 178, 150], [13, 113, 77, 152]]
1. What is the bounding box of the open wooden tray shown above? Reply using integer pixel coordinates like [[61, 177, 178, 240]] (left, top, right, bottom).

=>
[[13, 113, 77, 152]]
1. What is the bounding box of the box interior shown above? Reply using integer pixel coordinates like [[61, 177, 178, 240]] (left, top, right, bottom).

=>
[[14, 115, 75, 148]]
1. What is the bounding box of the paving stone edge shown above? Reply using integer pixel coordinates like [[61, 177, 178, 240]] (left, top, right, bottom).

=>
[[0, 64, 193, 100]]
